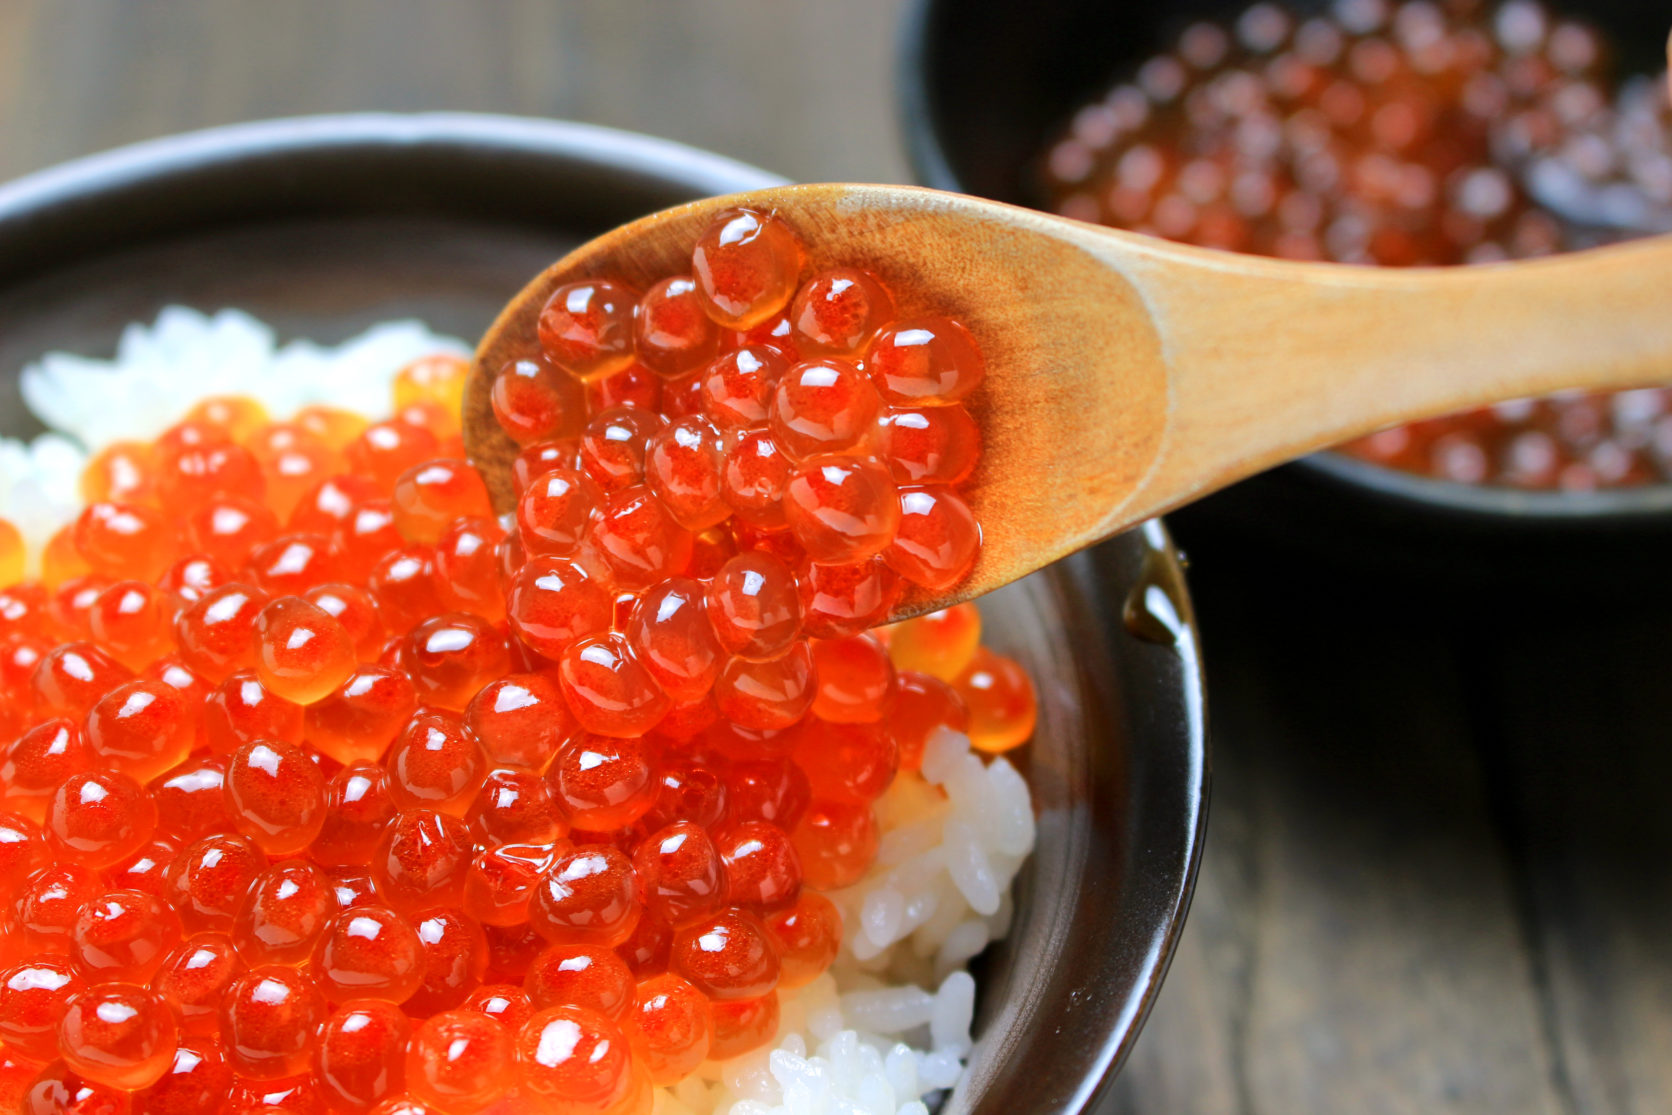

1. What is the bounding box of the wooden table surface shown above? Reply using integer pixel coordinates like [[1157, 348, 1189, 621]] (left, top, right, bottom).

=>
[[5, 3, 1668, 1114]]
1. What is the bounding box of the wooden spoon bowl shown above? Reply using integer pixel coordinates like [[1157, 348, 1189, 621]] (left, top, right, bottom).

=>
[[467, 182, 1672, 617]]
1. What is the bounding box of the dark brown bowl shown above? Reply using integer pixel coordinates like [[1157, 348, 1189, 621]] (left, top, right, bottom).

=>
[[0, 114, 1208, 1111], [899, 0, 1672, 587]]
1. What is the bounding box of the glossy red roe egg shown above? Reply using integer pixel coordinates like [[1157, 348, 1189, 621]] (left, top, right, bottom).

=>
[[670, 908, 779, 1001], [516, 468, 598, 557], [392, 459, 493, 546], [623, 583, 719, 707], [492, 357, 580, 447], [866, 317, 985, 405], [704, 552, 802, 660], [699, 345, 788, 430], [465, 674, 580, 771], [716, 821, 802, 912], [529, 846, 640, 948], [165, 833, 264, 930], [506, 557, 612, 661], [406, 908, 490, 1016], [87, 580, 174, 670], [461, 985, 535, 1037], [635, 277, 720, 376], [589, 486, 692, 590], [788, 268, 894, 358], [18, 865, 102, 954], [809, 634, 896, 723], [631, 822, 725, 928], [888, 672, 969, 771], [289, 474, 379, 535], [388, 713, 488, 817], [310, 764, 399, 869], [204, 671, 303, 755], [187, 496, 279, 574], [314, 1000, 410, 1113], [798, 558, 901, 639], [135, 1039, 234, 1115], [221, 965, 327, 1079], [579, 408, 664, 495], [346, 421, 441, 493], [874, 404, 980, 485], [57, 983, 178, 1090], [158, 557, 229, 609], [712, 643, 817, 731], [374, 810, 474, 914], [0, 958, 84, 1060], [245, 532, 339, 597], [887, 601, 980, 680], [784, 454, 901, 563], [514, 1005, 639, 1113], [645, 760, 730, 832], [954, 646, 1038, 753], [692, 208, 804, 330], [74, 501, 175, 582], [557, 633, 671, 738], [513, 440, 582, 493], [152, 934, 243, 1040], [46, 771, 157, 869], [523, 944, 634, 1017], [254, 596, 356, 706], [71, 889, 182, 983], [369, 546, 447, 634], [316, 906, 424, 1003], [305, 665, 418, 767], [539, 281, 639, 382], [586, 362, 660, 415], [403, 613, 511, 712], [886, 485, 981, 591], [0, 812, 46, 889], [233, 861, 338, 967], [463, 844, 557, 928], [621, 972, 712, 1085], [103, 834, 178, 905], [434, 517, 509, 624], [708, 992, 779, 1061], [719, 428, 791, 529], [84, 678, 194, 783], [224, 739, 328, 855], [22, 1060, 134, 1115], [547, 733, 659, 834], [645, 416, 730, 531], [405, 1009, 511, 1113], [791, 800, 878, 890], [766, 891, 842, 989], [768, 358, 881, 461], [1, 719, 92, 822], [33, 642, 133, 719], [330, 498, 405, 583], [174, 584, 267, 684]]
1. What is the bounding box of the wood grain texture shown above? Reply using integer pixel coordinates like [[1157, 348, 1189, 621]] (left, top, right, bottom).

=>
[[4, 4, 1670, 1114]]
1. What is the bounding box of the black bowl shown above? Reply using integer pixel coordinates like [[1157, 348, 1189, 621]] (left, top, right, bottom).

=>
[[899, 0, 1672, 587], [0, 114, 1208, 1111]]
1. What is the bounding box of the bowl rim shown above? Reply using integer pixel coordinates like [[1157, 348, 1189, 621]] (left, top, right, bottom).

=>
[[0, 111, 1210, 1111], [892, 0, 1672, 524]]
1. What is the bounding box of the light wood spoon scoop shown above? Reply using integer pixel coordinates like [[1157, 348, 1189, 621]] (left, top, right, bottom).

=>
[[464, 183, 1672, 618]]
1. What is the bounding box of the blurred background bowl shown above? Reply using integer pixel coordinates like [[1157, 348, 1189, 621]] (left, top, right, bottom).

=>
[[898, 0, 1672, 586], [0, 114, 1208, 1112]]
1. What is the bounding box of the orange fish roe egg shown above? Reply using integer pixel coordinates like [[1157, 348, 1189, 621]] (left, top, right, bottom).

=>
[[0, 193, 1034, 1104]]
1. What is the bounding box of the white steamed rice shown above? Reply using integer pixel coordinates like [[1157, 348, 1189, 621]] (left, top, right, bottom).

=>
[[2, 307, 1038, 1115]]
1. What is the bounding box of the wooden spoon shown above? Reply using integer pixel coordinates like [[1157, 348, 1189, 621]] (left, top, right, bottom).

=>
[[464, 183, 1672, 618]]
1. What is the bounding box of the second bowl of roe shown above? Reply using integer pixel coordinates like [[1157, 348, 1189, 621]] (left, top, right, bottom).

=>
[[1039, 0, 1672, 495]]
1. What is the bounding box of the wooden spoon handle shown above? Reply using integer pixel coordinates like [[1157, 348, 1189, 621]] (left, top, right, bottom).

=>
[[1096, 229, 1672, 519]]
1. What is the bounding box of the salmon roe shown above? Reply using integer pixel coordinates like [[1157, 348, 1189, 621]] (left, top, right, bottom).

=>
[[0, 203, 1039, 1108]]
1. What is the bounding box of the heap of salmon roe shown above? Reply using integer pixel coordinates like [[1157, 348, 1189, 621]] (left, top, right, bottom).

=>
[[1040, 0, 1672, 491], [0, 221, 1038, 1114]]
